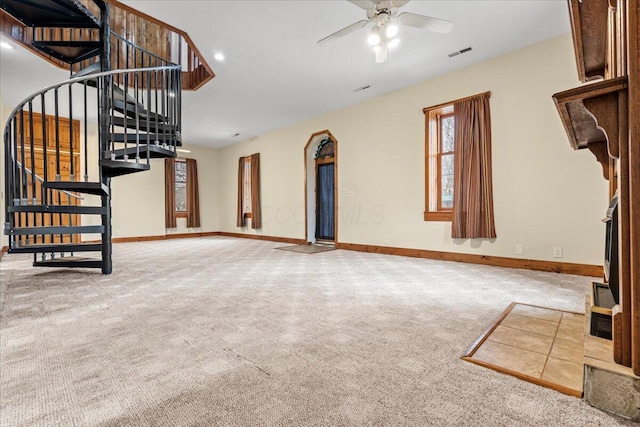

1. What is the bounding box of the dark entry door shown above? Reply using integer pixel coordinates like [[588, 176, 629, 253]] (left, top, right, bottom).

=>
[[316, 162, 335, 241]]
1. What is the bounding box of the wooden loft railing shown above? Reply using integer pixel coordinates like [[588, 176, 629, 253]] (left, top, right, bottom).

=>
[[0, 0, 214, 91]]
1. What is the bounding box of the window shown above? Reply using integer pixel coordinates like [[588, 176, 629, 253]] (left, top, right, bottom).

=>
[[175, 159, 187, 217], [237, 153, 261, 229], [242, 157, 252, 217], [425, 103, 455, 221]]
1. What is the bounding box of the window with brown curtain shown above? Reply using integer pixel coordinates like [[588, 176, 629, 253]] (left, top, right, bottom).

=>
[[424, 92, 496, 239], [165, 157, 200, 228], [237, 153, 261, 229]]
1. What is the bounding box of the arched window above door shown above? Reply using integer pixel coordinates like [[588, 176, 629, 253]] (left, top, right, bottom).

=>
[[315, 138, 335, 160]]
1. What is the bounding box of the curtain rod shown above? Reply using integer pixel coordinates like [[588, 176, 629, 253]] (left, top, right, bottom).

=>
[[422, 91, 491, 114]]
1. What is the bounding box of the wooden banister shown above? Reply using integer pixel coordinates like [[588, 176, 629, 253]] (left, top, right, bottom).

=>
[[0, 0, 214, 90]]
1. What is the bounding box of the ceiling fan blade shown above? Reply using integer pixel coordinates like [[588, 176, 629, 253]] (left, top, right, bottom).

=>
[[391, 0, 410, 8], [397, 12, 453, 33], [348, 0, 377, 10], [317, 20, 369, 45]]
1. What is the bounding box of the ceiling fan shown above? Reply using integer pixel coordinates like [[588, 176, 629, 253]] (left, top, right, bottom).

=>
[[317, 0, 453, 63]]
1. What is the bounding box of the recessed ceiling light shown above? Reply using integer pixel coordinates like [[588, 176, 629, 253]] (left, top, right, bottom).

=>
[[214, 52, 224, 61], [0, 41, 15, 50]]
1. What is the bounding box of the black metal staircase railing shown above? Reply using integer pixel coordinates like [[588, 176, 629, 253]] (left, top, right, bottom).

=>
[[2, 0, 182, 274]]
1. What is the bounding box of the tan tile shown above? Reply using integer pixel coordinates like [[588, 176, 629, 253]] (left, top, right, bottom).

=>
[[584, 335, 614, 362], [487, 325, 554, 355], [561, 312, 585, 329], [541, 357, 583, 392], [556, 322, 584, 343], [511, 304, 562, 323], [472, 340, 547, 378], [550, 337, 584, 364], [501, 313, 559, 337]]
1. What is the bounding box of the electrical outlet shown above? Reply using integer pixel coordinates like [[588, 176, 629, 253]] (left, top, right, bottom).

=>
[[515, 245, 524, 255], [553, 247, 563, 258]]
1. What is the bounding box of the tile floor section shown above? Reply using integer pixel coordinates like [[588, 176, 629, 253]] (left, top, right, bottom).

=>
[[465, 303, 585, 395]]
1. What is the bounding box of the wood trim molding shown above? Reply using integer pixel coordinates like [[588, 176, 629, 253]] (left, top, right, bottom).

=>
[[0, 246, 8, 260], [100, 232, 219, 244], [461, 356, 582, 398], [627, 0, 640, 376], [334, 242, 602, 277], [217, 232, 305, 245], [87, 231, 304, 245], [462, 302, 517, 359], [423, 211, 452, 222]]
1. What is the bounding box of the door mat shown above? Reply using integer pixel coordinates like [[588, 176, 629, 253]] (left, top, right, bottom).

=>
[[462, 302, 585, 397], [276, 244, 336, 254]]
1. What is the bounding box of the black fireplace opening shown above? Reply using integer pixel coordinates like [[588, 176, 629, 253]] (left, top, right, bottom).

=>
[[604, 191, 619, 305]]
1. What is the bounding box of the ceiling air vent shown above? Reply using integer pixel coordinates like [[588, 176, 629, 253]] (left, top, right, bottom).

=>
[[353, 84, 371, 93], [448, 47, 472, 58]]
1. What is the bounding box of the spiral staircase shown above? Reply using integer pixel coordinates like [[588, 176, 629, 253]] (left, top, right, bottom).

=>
[[2, 0, 182, 274]]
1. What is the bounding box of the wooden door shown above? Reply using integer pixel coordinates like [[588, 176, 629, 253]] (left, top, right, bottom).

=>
[[15, 112, 81, 245], [315, 160, 335, 241]]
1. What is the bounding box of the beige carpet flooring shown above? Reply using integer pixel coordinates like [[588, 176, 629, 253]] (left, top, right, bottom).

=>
[[0, 237, 634, 426]]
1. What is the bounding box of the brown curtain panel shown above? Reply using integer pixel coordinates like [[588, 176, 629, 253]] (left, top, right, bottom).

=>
[[237, 157, 245, 227], [451, 93, 497, 239], [186, 158, 201, 228], [250, 153, 261, 229], [164, 158, 177, 228]]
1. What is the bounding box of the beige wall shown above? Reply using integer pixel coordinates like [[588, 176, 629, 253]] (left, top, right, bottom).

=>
[[164, 144, 220, 235], [111, 143, 220, 238], [0, 35, 609, 265], [217, 35, 608, 265], [78, 122, 220, 238]]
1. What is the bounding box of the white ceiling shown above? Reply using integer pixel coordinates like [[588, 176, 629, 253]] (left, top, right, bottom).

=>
[[0, 1, 570, 148]]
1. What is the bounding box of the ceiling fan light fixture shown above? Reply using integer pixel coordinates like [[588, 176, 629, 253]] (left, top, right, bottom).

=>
[[375, 46, 389, 64], [372, 45, 381, 52], [385, 21, 398, 38], [368, 26, 381, 45], [388, 38, 400, 49]]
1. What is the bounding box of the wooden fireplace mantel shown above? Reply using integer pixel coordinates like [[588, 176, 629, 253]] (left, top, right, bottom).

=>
[[553, 76, 628, 180]]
